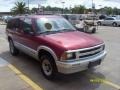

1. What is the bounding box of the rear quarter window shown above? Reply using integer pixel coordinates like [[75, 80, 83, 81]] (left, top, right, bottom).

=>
[[7, 18, 21, 30], [7, 19, 14, 29]]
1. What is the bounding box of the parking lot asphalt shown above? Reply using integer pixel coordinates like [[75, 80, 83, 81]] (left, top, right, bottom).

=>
[[0, 25, 120, 90]]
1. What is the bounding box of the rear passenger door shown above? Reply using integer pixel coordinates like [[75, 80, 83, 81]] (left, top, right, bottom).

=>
[[6, 18, 21, 42]]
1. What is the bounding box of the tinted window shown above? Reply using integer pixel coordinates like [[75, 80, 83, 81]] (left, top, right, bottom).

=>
[[7, 19, 14, 29], [15, 19, 21, 28], [105, 18, 114, 20], [7, 18, 20, 29], [22, 18, 33, 32], [69, 15, 77, 20], [62, 15, 68, 20]]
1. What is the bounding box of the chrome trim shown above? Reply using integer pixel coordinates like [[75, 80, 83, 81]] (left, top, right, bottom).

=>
[[66, 43, 104, 53], [79, 46, 103, 56], [56, 51, 107, 74]]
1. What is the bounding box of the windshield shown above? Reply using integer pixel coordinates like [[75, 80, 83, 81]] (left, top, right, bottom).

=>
[[36, 17, 76, 34]]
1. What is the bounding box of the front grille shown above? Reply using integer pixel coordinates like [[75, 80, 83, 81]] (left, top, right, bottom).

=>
[[77, 45, 104, 59]]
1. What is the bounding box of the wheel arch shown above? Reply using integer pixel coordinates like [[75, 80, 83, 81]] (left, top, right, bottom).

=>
[[37, 46, 58, 62], [112, 22, 117, 24], [112, 22, 117, 26]]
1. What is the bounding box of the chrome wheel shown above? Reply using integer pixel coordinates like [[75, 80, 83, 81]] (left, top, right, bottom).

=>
[[42, 59, 52, 76]]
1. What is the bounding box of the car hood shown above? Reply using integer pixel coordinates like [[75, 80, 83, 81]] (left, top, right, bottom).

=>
[[40, 31, 103, 50]]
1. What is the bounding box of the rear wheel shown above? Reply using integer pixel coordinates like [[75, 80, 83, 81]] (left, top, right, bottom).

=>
[[92, 28, 96, 33], [40, 54, 57, 80], [9, 39, 19, 56], [112, 22, 117, 27]]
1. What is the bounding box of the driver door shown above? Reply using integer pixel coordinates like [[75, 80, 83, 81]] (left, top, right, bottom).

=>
[[103, 18, 112, 25], [19, 18, 38, 56]]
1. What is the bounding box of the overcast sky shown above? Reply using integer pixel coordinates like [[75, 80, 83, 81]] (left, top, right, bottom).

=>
[[0, 0, 120, 12]]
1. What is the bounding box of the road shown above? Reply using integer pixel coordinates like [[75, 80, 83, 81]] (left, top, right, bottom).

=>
[[0, 25, 120, 90]]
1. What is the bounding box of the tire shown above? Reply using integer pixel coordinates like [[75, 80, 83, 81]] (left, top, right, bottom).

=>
[[112, 22, 117, 27], [84, 26, 89, 32], [40, 54, 57, 80], [9, 39, 19, 56], [97, 22, 101, 26], [92, 28, 96, 33]]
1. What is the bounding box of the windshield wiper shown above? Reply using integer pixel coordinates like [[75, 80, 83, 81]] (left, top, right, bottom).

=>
[[60, 29, 76, 32], [39, 29, 76, 34], [39, 30, 59, 34]]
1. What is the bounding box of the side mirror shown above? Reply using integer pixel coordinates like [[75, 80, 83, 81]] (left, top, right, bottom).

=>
[[23, 27, 34, 35]]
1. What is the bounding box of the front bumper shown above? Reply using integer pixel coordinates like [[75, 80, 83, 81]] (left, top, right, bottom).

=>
[[56, 51, 107, 74]]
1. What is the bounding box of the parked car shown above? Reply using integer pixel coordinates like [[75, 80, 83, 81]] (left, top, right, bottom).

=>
[[6, 15, 106, 80], [2, 15, 13, 23], [60, 14, 98, 33], [60, 14, 82, 25], [97, 17, 120, 27], [99, 15, 107, 20]]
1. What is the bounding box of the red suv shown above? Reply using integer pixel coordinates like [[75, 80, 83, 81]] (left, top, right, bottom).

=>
[[6, 15, 106, 79]]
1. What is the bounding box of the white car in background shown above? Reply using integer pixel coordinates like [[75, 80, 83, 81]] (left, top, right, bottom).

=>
[[97, 17, 120, 27]]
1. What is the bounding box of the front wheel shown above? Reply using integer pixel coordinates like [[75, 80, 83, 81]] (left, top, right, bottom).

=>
[[9, 39, 19, 56], [112, 22, 117, 27], [40, 55, 57, 80]]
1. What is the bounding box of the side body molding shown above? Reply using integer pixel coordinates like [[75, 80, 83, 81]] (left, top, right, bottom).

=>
[[37, 46, 58, 61]]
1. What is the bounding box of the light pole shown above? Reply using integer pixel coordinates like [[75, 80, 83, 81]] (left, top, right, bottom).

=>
[[99, 5, 102, 14], [61, 1, 65, 14], [28, 0, 30, 13], [92, 0, 94, 14]]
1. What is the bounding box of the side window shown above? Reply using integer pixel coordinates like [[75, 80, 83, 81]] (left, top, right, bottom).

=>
[[105, 18, 109, 20], [15, 19, 21, 28], [70, 15, 76, 20], [110, 18, 114, 20], [62, 15, 68, 20], [7, 20, 13, 29], [106, 18, 114, 20], [22, 18, 33, 34], [7, 18, 20, 30]]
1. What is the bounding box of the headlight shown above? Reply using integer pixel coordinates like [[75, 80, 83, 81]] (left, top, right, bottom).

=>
[[60, 52, 76, 61], [101, 44, 105, 50], [103, 44, 105, 50]]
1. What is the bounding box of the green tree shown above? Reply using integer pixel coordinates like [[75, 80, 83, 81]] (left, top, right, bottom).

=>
[[31, 7, 38, 13], [71, 5, 86, 14], [113, 7, 119, 15], [104, 7, 113, 15], [11, 2, 28, 15]]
